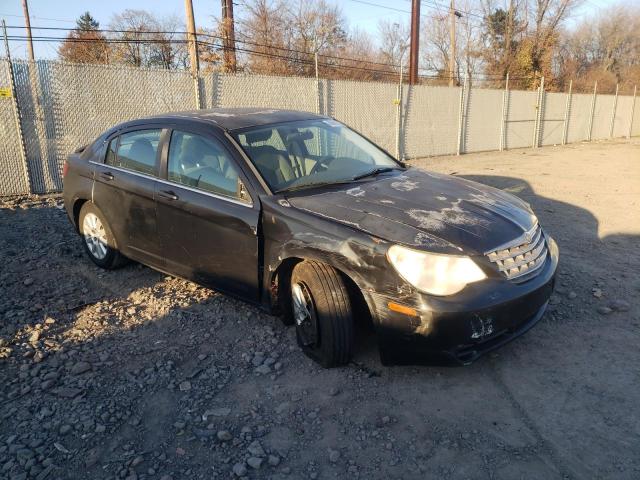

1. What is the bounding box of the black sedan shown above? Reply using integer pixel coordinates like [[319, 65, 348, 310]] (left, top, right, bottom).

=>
[[63, 108, 558, 367]]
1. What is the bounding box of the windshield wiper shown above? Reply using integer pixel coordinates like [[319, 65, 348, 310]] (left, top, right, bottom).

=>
[[275, 179, 354, 194], [275, 167, 402, 194], [351, 167, 398, 181]]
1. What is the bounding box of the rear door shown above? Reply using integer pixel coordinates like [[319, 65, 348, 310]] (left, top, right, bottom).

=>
[[156, 127, 260, 300], [91, 127, 165, 268]]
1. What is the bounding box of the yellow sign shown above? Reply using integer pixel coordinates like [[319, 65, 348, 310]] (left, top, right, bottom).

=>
[[0, 87, 11, 98]]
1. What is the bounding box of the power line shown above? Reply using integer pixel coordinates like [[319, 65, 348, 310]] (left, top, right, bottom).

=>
[[5, 33, 533, 81], [0, 12, 76, 24], [344, 0, 410, 14], [343, 0, 482, 24], [6, 24, 408, 70], [4, 33, 411, 78], [4, 24, 533, 81]]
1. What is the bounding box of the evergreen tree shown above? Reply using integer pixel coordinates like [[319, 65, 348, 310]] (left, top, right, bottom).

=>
[[58, 12, 109, 64], [76, 12, 99, 32]]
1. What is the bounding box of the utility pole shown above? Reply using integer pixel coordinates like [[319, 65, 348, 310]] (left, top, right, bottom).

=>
[[408, 0, 420, 85], [449, 0, 456, 87], [184, 0, 199, 77], [21, 0, 35, 62], [448, 1, 463, 87], [221, 0, 237, 72]]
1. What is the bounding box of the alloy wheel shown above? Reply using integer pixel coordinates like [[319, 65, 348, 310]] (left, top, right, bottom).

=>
[[292, 281, 318, 346], [83, 212, 108, 260]]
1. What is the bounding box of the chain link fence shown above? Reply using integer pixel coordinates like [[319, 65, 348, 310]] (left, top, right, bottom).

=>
[[0, 58, 638, 196]]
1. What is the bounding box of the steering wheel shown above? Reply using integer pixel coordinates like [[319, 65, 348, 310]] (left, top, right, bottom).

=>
[[309, 155, 339, 175]]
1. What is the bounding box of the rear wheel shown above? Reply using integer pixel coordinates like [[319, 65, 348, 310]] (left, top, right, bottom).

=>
[[78, 202, 127, 269], [290, 261, 354, 367]]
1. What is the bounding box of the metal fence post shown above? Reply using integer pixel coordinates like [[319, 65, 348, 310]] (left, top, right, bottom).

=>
[[393, 63, 406, 160], [629, 85, 637, 139], [315, 52, 321, 115], [456, 76, 468, 156], [532, 76, 544, 148], [499, 73, 509, 151], [609, 83, 619, 138], [193, 75, 202, 109], [394, 71, 403, 160], [562, 79, 572, 145], [2, 21, 31, 195], [588, 80, 597, 141]]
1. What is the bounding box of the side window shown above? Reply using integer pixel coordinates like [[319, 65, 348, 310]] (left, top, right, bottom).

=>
[[111, 129, 161, 176], [168, 131, 242, 200]]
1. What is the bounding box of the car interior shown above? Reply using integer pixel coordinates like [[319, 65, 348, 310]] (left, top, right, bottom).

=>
[[239, 128, 322, 188], [168, 131, 239, 197]]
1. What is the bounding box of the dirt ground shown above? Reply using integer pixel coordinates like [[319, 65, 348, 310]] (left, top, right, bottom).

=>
[[1, 139, 639, 480]]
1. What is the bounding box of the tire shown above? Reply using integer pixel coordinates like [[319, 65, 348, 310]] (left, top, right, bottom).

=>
[[78, 202, 128, 269], [290, 261, 354, 367]]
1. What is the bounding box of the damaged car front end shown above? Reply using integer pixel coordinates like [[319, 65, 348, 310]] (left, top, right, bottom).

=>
[[263, 166, 558, 366]]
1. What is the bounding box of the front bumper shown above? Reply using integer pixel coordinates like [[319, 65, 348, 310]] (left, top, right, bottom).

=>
[[369, 237, 559, 366]]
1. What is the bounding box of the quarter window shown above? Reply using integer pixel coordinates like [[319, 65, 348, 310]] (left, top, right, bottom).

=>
[[168, 131, 241, 199], [106, 129, 161, 176]]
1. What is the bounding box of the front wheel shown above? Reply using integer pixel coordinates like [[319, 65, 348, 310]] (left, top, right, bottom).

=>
[[290, 261, 354, 367], [78, 202, 127, 269]]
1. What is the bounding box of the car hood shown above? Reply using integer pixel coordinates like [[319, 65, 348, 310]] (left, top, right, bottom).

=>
[[285, 168, 537, 255]]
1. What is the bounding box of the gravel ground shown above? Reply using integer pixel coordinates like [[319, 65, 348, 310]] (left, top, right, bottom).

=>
[[0, 139, 639, 480]]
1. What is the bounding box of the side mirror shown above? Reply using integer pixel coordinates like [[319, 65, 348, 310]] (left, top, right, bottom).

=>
[[238, 179, 251, 203]]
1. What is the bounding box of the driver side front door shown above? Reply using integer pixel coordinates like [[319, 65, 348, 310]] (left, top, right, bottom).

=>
[[156, 128, 261, 301]]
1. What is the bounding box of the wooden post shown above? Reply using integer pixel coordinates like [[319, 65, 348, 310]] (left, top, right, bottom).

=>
[[21, 0, 35, 63], [408, 0, 420, 85], [184, 0, 199, 77], [448, 0, 456, 87]]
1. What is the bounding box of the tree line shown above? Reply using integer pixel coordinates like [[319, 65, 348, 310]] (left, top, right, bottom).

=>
[[56, 0, 639, 94]]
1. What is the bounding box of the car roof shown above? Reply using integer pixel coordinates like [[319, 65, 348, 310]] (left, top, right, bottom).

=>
[[133, 108, 327, 132]]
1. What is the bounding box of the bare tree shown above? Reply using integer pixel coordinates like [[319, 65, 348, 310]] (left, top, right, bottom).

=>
[[108, 10, 187, 69], [235, 0, 289, 75], [378, 20, 409, 70], [557, 3, 640, 92]]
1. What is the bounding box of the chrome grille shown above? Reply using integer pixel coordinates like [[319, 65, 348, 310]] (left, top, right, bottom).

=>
[[485, 224, 548, 281]]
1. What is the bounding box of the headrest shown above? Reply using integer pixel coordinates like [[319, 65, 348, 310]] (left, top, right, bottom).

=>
[[182, 135, 210, 157], [285, 130, 313, 142], [129, 139, 155, 162], [245, 129, 273, 144]]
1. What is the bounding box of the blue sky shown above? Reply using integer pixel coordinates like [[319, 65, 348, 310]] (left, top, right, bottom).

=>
[[0, 0, 616, 59]]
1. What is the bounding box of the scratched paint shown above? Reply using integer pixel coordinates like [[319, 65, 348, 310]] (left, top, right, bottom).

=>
[[346, 186, 365, 197]]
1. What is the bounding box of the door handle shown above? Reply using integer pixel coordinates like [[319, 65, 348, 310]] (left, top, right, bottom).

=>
[[158, 190, 178, 201], [99, 171, 114, 181]]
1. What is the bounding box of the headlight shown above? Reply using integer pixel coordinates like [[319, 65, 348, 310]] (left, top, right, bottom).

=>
[[387, 245, 487, 296]]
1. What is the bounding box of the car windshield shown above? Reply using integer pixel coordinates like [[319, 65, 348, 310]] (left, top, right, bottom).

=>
[[233, 119, 401, 193]]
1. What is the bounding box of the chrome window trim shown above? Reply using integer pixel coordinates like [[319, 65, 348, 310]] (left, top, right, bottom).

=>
[[88, 161, 253, 208], [90, 160, 156, 181], [158, 177, 253, 208]]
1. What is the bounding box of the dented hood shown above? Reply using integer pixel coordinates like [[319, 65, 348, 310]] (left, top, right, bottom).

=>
[[286, 168, 537, 255]]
